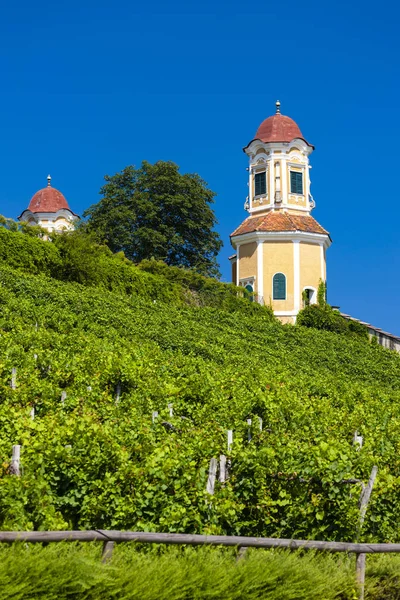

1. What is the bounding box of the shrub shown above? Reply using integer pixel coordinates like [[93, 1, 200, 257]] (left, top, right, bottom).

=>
[[297, 304, 368, 339]]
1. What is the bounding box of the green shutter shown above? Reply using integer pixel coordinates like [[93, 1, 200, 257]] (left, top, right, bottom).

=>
[[245, 284, 254, 302], [273, 273, 286, 300], [290, 171, 303, 194], [255, 172, 266, 196]]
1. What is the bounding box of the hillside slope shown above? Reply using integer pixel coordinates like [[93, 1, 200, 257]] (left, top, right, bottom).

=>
[[0, 229, 400, 542]]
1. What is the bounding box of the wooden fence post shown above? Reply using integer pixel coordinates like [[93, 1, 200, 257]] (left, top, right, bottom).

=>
[[115, 383, 121, 402], [10, 445, 21, 476], [61, 391, 67, 406], [258, 417, 263, 432], [152, 411, 158, 423], [356, 553, 366, 598], [247, 419, 252, 442], [168, 403, 173, 417], [11, 368, 17, 390], [219, 455, 226, 483], [206, 458, 218, 495], [353, 431, 363, 450], [30, 407, 35, 420], [101, 541, 114, 563], [227, 430, 233, 452], [356, 465, 378, 600]]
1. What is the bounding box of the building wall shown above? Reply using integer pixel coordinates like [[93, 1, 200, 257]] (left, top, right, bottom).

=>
[[299, 242, 323, 300], [231, 261, 237, 285], [263, 241, 294, 311], [238, 242, 257, 282], [22, 213, 75, 233]]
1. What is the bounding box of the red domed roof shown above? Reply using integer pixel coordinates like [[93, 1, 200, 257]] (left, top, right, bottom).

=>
[[255, 113, 304, 143], [28, 183, 71, 214], [245, 102, 312, 148]]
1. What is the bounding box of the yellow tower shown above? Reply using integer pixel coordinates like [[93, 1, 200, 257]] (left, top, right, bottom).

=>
[[230, 102, 331, 323]]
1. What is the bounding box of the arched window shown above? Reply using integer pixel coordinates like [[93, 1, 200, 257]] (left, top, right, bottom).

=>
[[273, 273, 286, 300], [245, 283, 254, 302], [303, 287, 316, 307]]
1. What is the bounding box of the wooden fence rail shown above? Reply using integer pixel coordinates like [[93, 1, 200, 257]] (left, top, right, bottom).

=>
[[0, 530, 399, 553], [1, 530, 397, 599]]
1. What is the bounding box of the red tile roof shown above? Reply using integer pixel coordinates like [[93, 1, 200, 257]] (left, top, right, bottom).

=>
[[27, 187, 72, 214], [231, 212, 329, 237]]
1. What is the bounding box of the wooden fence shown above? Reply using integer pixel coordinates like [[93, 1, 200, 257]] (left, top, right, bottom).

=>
[[1, 530, 400, 599]]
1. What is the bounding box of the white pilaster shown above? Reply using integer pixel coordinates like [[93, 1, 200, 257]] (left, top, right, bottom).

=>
[[320, 244, 325, 280], [293, 240, 300, 312], [257, 240, 264, 303], [306, 163, 311, 211], [236, 244, 240, 286], [281, 157, 288, 206], [269, 158, 274, 203]]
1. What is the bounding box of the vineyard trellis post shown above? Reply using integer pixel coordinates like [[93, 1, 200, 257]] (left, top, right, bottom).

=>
[[206, 458, 218, 495], [356, 465, 378, 600], [11, 368, 16, 390], [10, 445, 21, 476]]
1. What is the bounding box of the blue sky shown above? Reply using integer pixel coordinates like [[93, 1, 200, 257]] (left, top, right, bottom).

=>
[[1, 0, 400, 333]]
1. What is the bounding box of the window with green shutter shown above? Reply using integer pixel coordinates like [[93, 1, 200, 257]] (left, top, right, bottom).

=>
[[254, 171, 266, 196], [245, 283, 254, 302], [273, 273, 286, 300], [290, 171, 303, 194]]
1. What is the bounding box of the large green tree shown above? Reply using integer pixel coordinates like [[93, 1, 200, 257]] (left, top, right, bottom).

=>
[[83, 161, 222, 277]]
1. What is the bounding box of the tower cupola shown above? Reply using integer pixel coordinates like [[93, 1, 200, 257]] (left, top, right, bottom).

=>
[[18, 176, 79, 233], [230, 102, 331, 324], [243, 101, 315, 215]]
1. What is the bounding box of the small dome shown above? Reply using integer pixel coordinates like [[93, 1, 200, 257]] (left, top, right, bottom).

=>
[[244, 101, 313, 148], [255, 113, 304, 144], [28, 184, 71, 214]]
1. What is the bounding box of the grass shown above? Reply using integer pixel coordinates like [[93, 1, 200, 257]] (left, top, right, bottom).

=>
[[4, 541, 400, 599], [0, 543, 363, 600]]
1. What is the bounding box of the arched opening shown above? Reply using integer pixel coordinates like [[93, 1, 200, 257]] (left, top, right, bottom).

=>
[[245, 283, 254, 302], [273, 273, 286, 300], [303, 287, 317, 307]]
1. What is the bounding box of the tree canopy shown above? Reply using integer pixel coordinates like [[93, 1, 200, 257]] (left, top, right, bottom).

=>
[[83, 161, 223, 277]]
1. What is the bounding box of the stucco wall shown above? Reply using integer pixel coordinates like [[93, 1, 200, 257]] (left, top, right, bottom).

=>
[[231, 261, 237, 285], [263, 241, 294, 311], [238, 242, 257, 282], [299, 242, 323, 297]]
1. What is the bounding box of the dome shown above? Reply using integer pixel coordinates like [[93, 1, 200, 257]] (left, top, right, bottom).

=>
[[27, 177, 72, 214], [255, 114, 304, 143], [247, 101, 312, 147]]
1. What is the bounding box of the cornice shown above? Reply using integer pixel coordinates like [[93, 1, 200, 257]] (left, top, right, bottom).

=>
[[231, 230, 331, 249]]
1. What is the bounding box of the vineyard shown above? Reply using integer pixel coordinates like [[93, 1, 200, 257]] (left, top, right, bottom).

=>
[[1, 228, 400, 543]]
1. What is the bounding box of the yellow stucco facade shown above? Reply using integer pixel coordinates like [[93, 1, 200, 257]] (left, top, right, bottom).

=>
[[299, 242, 323, 298], [238, 242, 257, 281], [263, 241, 294, 311]]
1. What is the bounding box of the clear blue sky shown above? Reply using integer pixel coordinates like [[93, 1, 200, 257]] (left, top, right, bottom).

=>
[[1, 0, 399, 333]]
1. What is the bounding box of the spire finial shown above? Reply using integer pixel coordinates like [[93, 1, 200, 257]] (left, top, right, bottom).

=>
[[47, 174, 51, 187], [275, 100, 281, 114]]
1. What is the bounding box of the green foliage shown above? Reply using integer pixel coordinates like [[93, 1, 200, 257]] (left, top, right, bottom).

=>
[[0, 544, 360, 599], [83, 161, 223, 277], [317, 279, 327, 307], [138, 259, 274, 316], [0, 259, 398, 540], [0, 225, 61, 275], [0, 227, 270, 317], [0, 227, 398, 542], [297, 304, 368, 339]]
